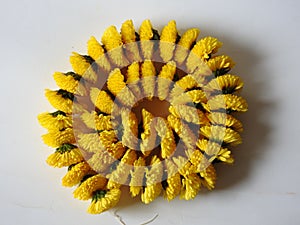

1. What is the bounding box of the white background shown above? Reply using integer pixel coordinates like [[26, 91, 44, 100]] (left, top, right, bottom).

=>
[[1, 0, 300, 224]]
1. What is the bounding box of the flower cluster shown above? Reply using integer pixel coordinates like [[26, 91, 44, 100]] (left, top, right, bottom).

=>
[[38, 19, 247, 214]]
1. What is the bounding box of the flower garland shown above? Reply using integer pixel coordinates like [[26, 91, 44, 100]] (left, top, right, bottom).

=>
[[38, 19, 248, 214]]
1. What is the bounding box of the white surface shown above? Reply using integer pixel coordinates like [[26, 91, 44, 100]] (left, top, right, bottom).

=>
[[0, 0, 300, 224]]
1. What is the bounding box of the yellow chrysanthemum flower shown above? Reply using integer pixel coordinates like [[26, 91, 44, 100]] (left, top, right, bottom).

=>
[[157, 61, 177, 100], [81, 111, 113, 131], [121, 20, 141, 62], [53, 72, 80, 94], [107, 149, 137, 189], [62, 161, 94, 187], [42, 128, 75, 148], [163, 160, 182, 201], [199, 164, 217, 190], [87, 188, 121, 214], [186, 36, 222, 72], [141, 60, 156, 99], [73, 174, 107, 200], [87, 36, 111, 71], [203, 94, 248, 113], [46, 144, 83, 168], [174, 28, 200, 64], [70, 52, 93, 76], [139, 19, 155, 60], [140, 109, 157, 156], [207, 112, 244, 132], [76, 133, 103, 153], [141, 156, 163, 204], [181, 173, 202, 200], [160, 20, 178, 62], [102, 26, 128, 67], [39, 19, 247, 214], [207, 55, 235, 76], [204, 74, 244, 94], [45, 89, 73, 113], [200, 125, 242, 146], [90, 88, 114, 115], [191, 36, 223, 60], [38, 111, 72, 131], [129, 157, 146, 197], [87, 36, 105, 60]]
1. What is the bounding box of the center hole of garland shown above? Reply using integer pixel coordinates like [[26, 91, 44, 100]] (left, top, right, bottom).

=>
[[131, 97, 170, 123]]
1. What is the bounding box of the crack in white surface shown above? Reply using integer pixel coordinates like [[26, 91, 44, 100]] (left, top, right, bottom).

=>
[[111, 209, 159, 225], [140, 213, 159, 225], [111, 209, 127, 225], [13, 202, 53, 211]]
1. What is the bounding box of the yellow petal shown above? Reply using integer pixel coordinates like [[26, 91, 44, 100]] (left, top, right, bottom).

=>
[[45, 89, 73, 114], [90, 88, 114, 114], [139, 19, 153, 40], [101, 25, 122, 50], [140, 109, 156, 156], [157, 61, 176, 100], [70, 52, 92, 75], [141, 183, 162, 204], [99, 130, 117, 148], [121, 19, 136, 43], [169, 105, 206, 125], [88, 151, 116, 173], [77, 132, 103, 153], [107, 149, 137, 188], [186, 36, 224, 72], [126, 62, 140, 83], [74, 174, 107, 200], [204, 74, 244, 94], [141, 60, 156, 99], [121, 20, 141, 62], [169, 75, 201, 102], [107, 68, 126, 96], [139, 19, 154, 59], [180, 173, 201, 200], [173, 156, 194, 176], [199, 164, 216, 190], [203, 94, 248, 113], [160, 20, 177, 43], [87, 189, 121, 214], [163, 160, 181, 201], [62, 161, 93, 187], [177, 28, 200, 49], [190, 36, 222, 60], [87, 36, 105, 60], [46, 145, 83, 168], [217, 148, 234, 164], [144, 155, 163, 187], [87, 36, 111, 72], [130, 157, 146, 197], [42, 128, 75, 148], [120, 149, 137, 165], [174, 28, 200, 64], [200, 125, 242, 146], [81, 110, 112, 131], [160, 20, 177, 61], [164, 172, 181, 201], [207, 112, 243, 132], [207, 55, 235, 75], [196, 139, 222, 157], [38, 111, 72, 131], [53, 72, 80, 94], [121, 109, 139, 148], [155, 118, 176, 159]]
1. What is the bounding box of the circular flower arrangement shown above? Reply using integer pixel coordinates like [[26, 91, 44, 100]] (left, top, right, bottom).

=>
[[38, 19, 248, 214]]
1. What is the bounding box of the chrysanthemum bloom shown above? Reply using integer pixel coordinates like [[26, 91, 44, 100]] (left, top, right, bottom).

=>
[[38, 19, 248, 214]]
